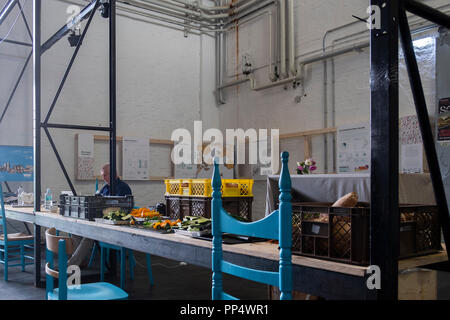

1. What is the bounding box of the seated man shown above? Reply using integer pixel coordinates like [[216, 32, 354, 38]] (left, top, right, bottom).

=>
[[68, 164, 132, 267]]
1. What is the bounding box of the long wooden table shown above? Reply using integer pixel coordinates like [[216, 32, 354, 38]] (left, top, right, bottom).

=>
[[4, 206, 449, 299]]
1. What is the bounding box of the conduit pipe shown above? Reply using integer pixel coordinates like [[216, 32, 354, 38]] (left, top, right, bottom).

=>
[[279, 0, 287, 78], [287, 0, 295, 76], [138, 0, 229, 20]]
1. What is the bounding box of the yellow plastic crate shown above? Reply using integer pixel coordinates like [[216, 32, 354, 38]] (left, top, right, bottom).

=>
[[166, 178, 254, 197], [222, 179, 254, 197], [181, 179, 192, 196], [190, 179, 212, 197], [164, 179, 183, 196]]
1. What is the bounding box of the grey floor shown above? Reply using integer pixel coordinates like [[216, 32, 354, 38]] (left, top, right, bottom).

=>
[[0, 245, 269, 300]]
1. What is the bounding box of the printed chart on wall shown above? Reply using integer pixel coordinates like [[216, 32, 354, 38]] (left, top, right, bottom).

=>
[[400, 115, 423, 173], [0, 146, 33, 181], [77, 133, 94, 180], [337, 123, 370, 173], [123, 137, 150, 180]]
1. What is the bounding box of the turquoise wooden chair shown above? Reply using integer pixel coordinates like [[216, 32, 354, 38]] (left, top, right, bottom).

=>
[[45, 228, 128, 300], [211, 152, 293, 300], [97, 241, 154, 289], [0, 183, 34, 281]]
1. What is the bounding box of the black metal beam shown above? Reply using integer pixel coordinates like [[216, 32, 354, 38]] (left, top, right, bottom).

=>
[[16, 0, 32, 41], [398, 4, 450, 262], [40, 0, 98, 54], [402, 0, 450, 30], [42, 123, 111, 132], [370, 0, 399, 300], [43, 127, 77, 196], [32, 0, 42, 288], [0, 0, 18, 26], [109, 0, 117, 195], [43, 0, 99, 124], [0, 50, 32, 124], [0, 37, 32, 46]]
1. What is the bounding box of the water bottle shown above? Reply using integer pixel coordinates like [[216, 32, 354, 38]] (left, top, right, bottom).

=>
[[17, 186, 24, 206], [44, 188, 53, 210]]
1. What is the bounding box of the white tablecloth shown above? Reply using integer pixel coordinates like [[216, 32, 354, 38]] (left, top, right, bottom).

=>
[[266, 173, 436, 215]]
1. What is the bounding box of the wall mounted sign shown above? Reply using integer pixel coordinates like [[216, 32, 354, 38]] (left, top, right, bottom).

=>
[[0, 145, 33, 182]]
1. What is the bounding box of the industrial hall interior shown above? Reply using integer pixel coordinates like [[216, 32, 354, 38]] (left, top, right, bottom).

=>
[[1, 0, 450, 303]]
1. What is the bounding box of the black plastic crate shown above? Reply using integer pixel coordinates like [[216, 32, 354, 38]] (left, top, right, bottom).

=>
[[59, 194, 134, 221], [288, 202, 442, 266], [102, 195, 134, 212], [165, 196, 253, 221]]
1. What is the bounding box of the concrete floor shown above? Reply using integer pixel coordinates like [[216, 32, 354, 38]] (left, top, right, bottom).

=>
[[0, 245, 269, 300]]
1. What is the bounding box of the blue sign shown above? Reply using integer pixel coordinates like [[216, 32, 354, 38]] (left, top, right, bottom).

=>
[[0, 146, 33, 182]]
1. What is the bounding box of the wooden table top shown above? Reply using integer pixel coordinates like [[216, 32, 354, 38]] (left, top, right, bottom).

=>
[[4, 206, 447, 278]]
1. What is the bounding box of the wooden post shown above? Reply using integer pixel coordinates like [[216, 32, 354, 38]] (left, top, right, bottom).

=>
[[211, 159, 223, 300], [278, 152, 292, 300]]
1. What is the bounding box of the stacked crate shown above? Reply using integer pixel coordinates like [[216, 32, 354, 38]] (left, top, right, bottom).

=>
[[59, 195, 134, 221], [165, 179, 254, 221]]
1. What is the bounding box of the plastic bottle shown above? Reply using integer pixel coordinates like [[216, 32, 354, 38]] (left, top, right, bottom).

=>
[[44, 188, 53, 210], [17, 186, 24, 206]]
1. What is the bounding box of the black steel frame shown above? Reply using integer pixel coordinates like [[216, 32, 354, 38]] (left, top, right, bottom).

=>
[[370, 0, 450, 300], [30, 0, 118, 286], [0, 0, 33, 124]]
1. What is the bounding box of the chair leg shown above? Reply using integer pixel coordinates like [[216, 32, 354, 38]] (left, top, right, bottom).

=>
[[88, 241, 98, 268], [4, 249, 8, 281], [21, 245, 25, 272], [120, 247, 126, 289], [146, 254, 154, 286], [100, 246, 105, 282], [128, 250, 135, 281]]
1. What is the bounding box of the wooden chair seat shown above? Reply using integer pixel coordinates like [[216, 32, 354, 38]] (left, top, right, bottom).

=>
[[0, 232, 34, 242], [47, 282, 128, 300]]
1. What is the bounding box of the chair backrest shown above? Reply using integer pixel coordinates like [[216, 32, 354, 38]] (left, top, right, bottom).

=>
[[211, 152, 292, 300], [0, 183, 8, 242], [45, 228, 76, 300]]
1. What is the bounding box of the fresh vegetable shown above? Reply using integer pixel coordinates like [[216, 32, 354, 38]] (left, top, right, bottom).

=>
[[130, 207, 161, 219], [103, 210, 130, 221], [173, 216, 212, 232]]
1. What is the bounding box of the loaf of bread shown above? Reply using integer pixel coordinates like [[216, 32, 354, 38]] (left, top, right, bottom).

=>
[[331, 192, 358, 208]]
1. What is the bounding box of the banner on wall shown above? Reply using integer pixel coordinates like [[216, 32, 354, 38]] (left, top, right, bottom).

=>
[[123, 137, 150, 180], [77, 133, 94, 180], [337, 123, 370, 173], [438, 98, 450, 142], [0, 146, 33, 182]]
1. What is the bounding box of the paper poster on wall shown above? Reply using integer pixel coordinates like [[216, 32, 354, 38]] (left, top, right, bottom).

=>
[[337, 123, 370, 173], [0, 146, 33, 181], [123, 137, 150, 180], [76, 133, 94, 180], [399, 115, 423, 173]]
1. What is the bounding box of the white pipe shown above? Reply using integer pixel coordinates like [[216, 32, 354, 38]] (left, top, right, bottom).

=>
[[138, 0, 229, 20], [279, 0, 287, 78], [268, 10, 277, 81], [287, 0, 296, 76]]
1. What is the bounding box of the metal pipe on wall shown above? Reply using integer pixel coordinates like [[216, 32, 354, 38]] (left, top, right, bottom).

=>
[[287, 0, 295, 76], [279, 0, 286, 78]]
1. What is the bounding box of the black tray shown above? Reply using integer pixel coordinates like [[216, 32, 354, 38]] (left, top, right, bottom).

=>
[[193, 233, 267, 245]]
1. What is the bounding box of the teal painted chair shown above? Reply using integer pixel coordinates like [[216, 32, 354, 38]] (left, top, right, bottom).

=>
[[211, 152, 293, 300], [88, 241, 154, 289], [45, 228, 128, 300], [0, 183, 34, 281]]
